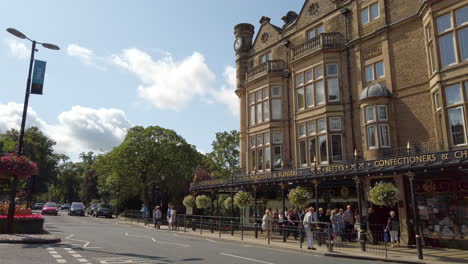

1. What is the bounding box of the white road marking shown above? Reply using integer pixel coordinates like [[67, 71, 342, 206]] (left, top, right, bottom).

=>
[[72, 254, 82, 258], [47, 248, 55, 250], [126, 232, 190, 247], [56, 259, 67, 263], [64, 248, 72, 250], [206, 239, 217, 243], [52, 255, 62, 258], [220, 253, 276, 264], [68, 250, 77, 254], [64, 233, 101, 249], [50, 251, 58, 254], [151, 237, 156, 242], [77, 258, 89, 263]]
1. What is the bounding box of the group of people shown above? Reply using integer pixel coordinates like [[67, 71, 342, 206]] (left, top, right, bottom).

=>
[[140, 204, 177, 230], [262, 205, 400, 250]]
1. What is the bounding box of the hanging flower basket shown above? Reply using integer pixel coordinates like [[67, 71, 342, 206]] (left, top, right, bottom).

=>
[[367, 182, 399, 207], [195, 195, 211, 209], [0, 154, 38, 178], [234, 191, 252, 208], [183, 195, 196, 208], [288, 186, 310, 207], [223, 197, 235, 210]]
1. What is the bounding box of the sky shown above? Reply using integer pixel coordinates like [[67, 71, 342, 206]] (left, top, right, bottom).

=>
[[0, 0, 304, 160]]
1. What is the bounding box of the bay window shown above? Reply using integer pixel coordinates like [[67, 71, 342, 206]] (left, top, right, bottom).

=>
[[295, 63, 336, 112], [444, 82, 468, 147], [249, 132, 274, 172], [436, 6, 468, 68], [249, 86, 282, 125], [364, 104, 391, 149]]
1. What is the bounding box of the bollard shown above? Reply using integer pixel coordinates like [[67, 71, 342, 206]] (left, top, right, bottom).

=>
[[210, 219, 214, 233], [327, 224, 332, 252], [267, 222, 271, 244], [299, 223, 302, 249], [283, 224, 286, 242], [218, 216, 221, 238], [317, 228, 322, 247], [184, 215, 187, 232], [360, 231, 367, 252], [230, 220, 234, 236], [241, 218, 244, 241], [200, 215, 203, 235], [255, 223, 258, 239]]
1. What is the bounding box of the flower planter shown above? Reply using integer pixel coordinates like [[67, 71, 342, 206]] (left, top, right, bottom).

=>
[[0, 218, 44, 234]]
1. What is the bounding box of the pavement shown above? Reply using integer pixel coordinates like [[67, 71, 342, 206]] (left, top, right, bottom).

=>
[[119, 217, 468, 264], [0, 211, 396, 264], [0, 233, 60, 244]]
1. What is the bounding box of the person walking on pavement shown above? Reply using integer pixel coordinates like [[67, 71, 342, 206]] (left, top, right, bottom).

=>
[[386, 211, 400, 247], [304, 207, 317, 250], [343, 205, 354, 242], [262, 209, 273, 242], [153, 206, 162, 229]]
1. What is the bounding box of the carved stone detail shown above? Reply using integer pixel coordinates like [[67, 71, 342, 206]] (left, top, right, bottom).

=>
[[308, 2, 320, 16], [261, 32, 269, 43], [364, 46, 383, 60]]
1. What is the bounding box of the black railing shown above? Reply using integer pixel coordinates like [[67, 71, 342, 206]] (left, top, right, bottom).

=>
[[246, 60, 286, 82], [292, 33, 344, 60]]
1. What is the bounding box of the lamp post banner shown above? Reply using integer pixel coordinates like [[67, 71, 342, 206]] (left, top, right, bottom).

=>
[[31, 59, 46, 95]]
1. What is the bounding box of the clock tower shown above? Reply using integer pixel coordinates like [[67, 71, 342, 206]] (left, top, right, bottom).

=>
[[234, 23, 254, 173]]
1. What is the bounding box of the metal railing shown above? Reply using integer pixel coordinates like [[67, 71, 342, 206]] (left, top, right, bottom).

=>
[[292, 33, 344, 60], [246, 60, 286, 82], [169, 214, 389, 258]]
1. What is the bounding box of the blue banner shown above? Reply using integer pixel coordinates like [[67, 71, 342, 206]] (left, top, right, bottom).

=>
[[31, 60, 47, 95]]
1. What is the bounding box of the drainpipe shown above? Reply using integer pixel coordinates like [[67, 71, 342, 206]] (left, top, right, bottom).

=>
[[341, 7, 356, 157]]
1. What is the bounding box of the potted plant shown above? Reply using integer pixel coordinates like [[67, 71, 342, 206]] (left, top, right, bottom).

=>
[[195, 195, 211, 210], [288, 186, 310, 207]]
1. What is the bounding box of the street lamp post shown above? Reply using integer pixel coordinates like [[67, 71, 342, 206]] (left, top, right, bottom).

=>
[[6, 28, 59, 234]]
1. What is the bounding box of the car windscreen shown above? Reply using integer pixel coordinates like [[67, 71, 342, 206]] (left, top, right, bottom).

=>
[[72, 204, 84, 208], [44, 203, 56, 207], [100, 204, 111, 209]]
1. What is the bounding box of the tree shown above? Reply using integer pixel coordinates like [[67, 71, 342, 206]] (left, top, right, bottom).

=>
[[206, 130, 239, 178]]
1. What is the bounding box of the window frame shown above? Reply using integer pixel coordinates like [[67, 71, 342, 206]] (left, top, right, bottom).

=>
[[448, 106, 467, 146], [436, 6, 468, 68], [361, 2, 380, 25]]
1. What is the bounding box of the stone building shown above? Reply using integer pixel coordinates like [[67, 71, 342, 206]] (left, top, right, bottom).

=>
[[192, 0, 468, 249]]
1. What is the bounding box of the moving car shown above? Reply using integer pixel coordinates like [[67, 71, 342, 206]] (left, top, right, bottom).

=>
[[33, 203, 44, 210], [61, 203, 70, 210], [94, 203, 113, 218], [42, 202, 58, 215], [68, 202, 85, 216]]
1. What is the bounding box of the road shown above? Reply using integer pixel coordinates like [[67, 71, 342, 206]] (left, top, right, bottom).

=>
[[1, 211, 394, 264]]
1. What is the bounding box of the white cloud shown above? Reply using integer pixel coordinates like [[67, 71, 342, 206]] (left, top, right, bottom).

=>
[[4, 38, 29, 60], [111, 49, 215, 111], [0, 102, 131, 160], [67, 44, 106, 70], [211, 65, 239, 116]]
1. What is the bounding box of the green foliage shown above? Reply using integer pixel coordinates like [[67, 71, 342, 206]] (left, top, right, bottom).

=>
[[195, 195, 211, 209], [183, 195, 196, 208], [205, 130, 239, 178], [288, 186, 310, 207], [234, 191, 252, 208], [223, 196, 236, 210], [367, 182, 399, 207]]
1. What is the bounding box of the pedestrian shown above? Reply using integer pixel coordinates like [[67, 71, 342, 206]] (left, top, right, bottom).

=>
[[367, 207, 378, 244], [262, 209, 273, 241], [153, 206, 162, 229], [303, 207, 317, 250], [330, 209, 341, 241], [386, 211, 400, 247], [167, 206, 175, 231], [140, 204, 149, 224], [170, 208, 177, 230], [343, 205, 354, 242]]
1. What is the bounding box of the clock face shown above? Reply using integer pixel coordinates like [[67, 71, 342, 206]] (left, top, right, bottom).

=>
[[234, 37, 243, 51]]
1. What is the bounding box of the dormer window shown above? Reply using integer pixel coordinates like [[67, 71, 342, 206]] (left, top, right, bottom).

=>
[[307, 24, 323, 40], [260, 52, 272, 64]]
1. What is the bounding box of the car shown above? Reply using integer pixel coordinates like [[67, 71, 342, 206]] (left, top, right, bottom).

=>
[[94, 203, 113, 218], [42, 202, 58, 215], [87, 203, 97, 215], [33, 203, 44, 210], [68, 202, 85, 216], [61, 203, 70, 210]]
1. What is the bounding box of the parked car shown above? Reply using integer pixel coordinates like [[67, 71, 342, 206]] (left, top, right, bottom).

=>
[[68, 202, 85, 216], [61, 203, 70, 210], [42, 202, 58, 215], [33, 203, 44, 210], [87, 203, 97, 215], [94, 203, 113, 218]]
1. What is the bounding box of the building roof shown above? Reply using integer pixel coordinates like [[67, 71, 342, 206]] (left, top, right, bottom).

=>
[[360, 82, 392, 101]]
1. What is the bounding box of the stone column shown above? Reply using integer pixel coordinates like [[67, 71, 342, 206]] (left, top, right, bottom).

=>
[[394, 174, 409, 245]]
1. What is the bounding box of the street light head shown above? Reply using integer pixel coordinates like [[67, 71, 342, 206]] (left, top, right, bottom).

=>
[[42, 43, 60, 50], [7, 28, 27, 39]]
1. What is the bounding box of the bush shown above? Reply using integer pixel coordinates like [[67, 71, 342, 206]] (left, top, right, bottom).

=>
[[183, 195, 196, 208], [234, 191, 252, 208], [288, 186, 310, 207], [223, 197, 234, 210], [367, 182, 399, 207], [195, 195, 211, 209]]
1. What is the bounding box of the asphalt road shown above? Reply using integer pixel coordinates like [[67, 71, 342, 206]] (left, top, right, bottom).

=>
[[1, 211, 394, 264]]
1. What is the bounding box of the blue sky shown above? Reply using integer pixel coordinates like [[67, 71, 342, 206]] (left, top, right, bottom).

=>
[[0, 0, 303, 159]]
